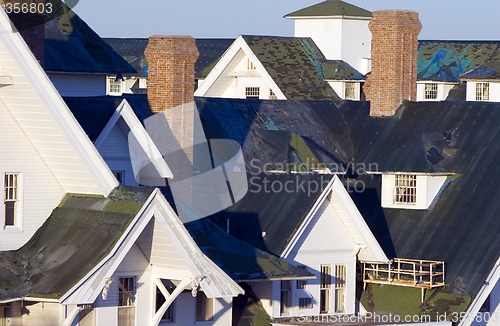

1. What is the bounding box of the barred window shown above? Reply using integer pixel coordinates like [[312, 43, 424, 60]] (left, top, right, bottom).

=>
[[424, 84, 438, 100], [394, 174, 417, 204], [245, 87, 260, 99], [476, 82, 489, 101]]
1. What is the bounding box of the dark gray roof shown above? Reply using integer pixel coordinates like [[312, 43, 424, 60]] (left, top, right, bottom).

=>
[[43, 4, 135, 74], [284, 0, 372, 18], [0, 187, 153, 300], [322, 60, 364, 81], [242, 35, 340, 101], [341, 100, 500, 298], [460, 60, 500, 80], [103, 38, 234, 78], [185, 218, 314, 281], [207, 173, 333, 256]]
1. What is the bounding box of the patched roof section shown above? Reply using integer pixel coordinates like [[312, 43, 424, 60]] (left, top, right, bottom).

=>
[[186, 219, 314, 281], [0, 187, 153, 300], [284, 0, 372, 18], [417, 40, 500, 82], [103, 38, 233, 78], [44, 4, 135, 74], [208, 173, 333, 256], [322, 60, 364, 80], [242, 35, 340, 101], [460, 60, 500, 80]]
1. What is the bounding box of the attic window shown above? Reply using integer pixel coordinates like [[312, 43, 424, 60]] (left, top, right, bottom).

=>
[[476, 82, 489, 101], [345, 82, 356, 100], [394, 174, 417, 204], [245, 87, 260, 99], [4, 173, 19, 228], [247, 58, 256, 71], [424, 83, 438, 100]]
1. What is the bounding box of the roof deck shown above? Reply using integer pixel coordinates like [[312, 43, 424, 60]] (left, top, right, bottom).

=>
[[363, 258, 445, 289]]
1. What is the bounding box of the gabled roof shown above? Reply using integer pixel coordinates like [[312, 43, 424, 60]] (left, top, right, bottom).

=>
[[43, 4, 135, 74], [185, 218, 315, 281], [242, 35, 340, 100], [0, 187, 153, 300], [103, 38, 234, 78], [207, 173, 333, 256], [284, 0, 372, 18], [417, 40, 500, 82]]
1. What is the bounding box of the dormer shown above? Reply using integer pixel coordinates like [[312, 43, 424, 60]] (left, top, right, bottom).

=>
[[379, 173, 455, 210], [284, 0, 372, 74]]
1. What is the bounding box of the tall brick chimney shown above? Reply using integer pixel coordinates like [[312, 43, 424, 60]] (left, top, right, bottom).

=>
[[365, 10, 421, 116], [144, 35, 199, 113], [1, 0, 45, 66]]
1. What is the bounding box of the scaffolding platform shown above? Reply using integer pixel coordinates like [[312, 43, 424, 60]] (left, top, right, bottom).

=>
[[363, 258, 445, 289]]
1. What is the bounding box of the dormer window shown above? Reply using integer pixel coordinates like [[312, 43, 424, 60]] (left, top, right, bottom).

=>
[[394, 174, 417, 205], [3, 173, 20, 228], [476, 82, 489, 101], [424, 83, 438, 100], [380, 173, 452, 210]]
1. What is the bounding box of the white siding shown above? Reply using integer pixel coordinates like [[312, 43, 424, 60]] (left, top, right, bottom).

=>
[[48, 73, 106, 97], [284, 198, 357, 317], [327, 81, 361, 100], [466, 81, 500, 102], [98, 120, 138, 186], [417, 82, 456, 101], [0, 99, 65, 250], [251, 281, 273, 317], [340, 19, 372, 75]]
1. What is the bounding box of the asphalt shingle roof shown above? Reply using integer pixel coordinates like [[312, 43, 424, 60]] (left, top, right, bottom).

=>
[[284, 0, 372, 18]]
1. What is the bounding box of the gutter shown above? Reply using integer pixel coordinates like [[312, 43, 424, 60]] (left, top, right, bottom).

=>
[[0, 296, 59, 304]]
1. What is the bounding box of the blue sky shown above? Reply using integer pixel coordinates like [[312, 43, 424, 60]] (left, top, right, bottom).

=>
[[74, 0, 500, 40]]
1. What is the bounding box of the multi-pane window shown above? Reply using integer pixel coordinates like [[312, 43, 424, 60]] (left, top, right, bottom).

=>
[[195, 292, 214, 322], [299, 297, 313, 309], [269, 89, 277, 100], [245, 87, 260, 99], [394, 174, 417, 204], [476, 82, 490, 101], [4, 173, 18, 227], [280, 280, 292, 315], [344, 82, 356, 100], [320, 265, 331, 314], [334, 264, 346, 313], [424, 83, 438, 100], [109, 77, 122, 94], [118, 277, 136, 326]]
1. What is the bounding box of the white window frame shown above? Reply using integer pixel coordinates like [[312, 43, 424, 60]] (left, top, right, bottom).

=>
[[476, 82, 490, 101], [155, 284, 174, 323], [245, 87, 260, 99], [320, 264, 331, 314], [269, 88, 277, 100], [424, 83, 438, 100], [334, 264, 346, 313], [108, 77, 123, 95], [394, 174, 417, 205], [2, 173, 22, 230], [195, 292, 214, 322]]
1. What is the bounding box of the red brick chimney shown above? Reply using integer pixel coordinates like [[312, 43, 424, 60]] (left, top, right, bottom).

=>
[[144, 35, 199, 113], [1, 0, 45, 66], [365, 10, 421, 116]]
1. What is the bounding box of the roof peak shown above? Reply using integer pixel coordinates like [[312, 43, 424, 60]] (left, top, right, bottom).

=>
[[284, 0, 372, 19]]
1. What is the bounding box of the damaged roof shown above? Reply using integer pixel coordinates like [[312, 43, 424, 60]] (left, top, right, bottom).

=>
[[207, 173, 333, 256], [341, 100, 500, 298], [242, 35, 341, 101], [43, 3, 135, 74], [0, 187, 153, 300], [103, 38, 234, 78], [417, 40, 500, 82], [284, 0, 372, 18], [185, 218, 314, 281]]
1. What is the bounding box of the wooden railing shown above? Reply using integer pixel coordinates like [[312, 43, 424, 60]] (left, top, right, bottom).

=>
[[363, 258, 445, 289]]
